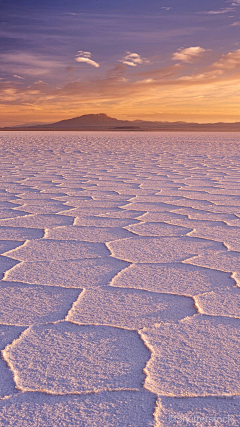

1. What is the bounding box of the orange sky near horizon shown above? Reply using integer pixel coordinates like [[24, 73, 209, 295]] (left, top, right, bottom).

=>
[[2, 67, 240, 126], [1, 1, 240, 126]]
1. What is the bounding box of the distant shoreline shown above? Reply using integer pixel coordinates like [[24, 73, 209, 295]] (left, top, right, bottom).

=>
[[2, 113, 240, 132], [1, 128, 240, 132]]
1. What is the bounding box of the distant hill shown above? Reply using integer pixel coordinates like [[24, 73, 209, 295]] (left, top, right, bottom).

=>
[[2, 113, 240, 131], [47, 113, 126, 128]]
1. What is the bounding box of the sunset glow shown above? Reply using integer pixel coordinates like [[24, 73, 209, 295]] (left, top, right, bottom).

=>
[[1, 0, 240, 126]]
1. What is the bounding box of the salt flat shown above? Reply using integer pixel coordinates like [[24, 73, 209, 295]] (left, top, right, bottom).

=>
[[0, 131, 239, 426]]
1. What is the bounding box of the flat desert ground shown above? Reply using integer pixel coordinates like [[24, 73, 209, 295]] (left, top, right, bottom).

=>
[[0, 131, 239, 426]]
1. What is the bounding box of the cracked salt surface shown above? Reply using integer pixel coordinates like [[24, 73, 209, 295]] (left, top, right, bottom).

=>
[[0, 390, 156, 427], [0, 131, 240, 425], [45, 225, 134, 242], [107, 236, 224, 263], [110, 262, 235, 295], [0, 281, 81, 325], [3, 323, 150, 394], [0, 226, 44, 240], [125, 221, 192, 236], [4, 257, 129, 288], [156, 396, 240, 426], [0, 325, 26, 397], [0, 214, 74, 228], [3, 239, 110, 261], [67, 286, 196, 329], [141, 315, 240, 396]]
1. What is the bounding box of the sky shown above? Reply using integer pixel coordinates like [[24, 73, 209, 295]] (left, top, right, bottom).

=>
[[1, 0, 240, 125]]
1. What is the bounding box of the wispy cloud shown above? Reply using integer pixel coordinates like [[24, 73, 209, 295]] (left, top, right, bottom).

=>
[[32, 80, 47, 85], [172, 46, 206, 62], [75, 51, 99, 68], [0, 53, 62, 76], [212, 49, 240, 69], [198, 1, 240, 15], [135, 78, 156, 84], [13, 75, 25, 80], [119, 51, 149, 67], [178, 69, 224, 82], [201, 8, 233, 15]]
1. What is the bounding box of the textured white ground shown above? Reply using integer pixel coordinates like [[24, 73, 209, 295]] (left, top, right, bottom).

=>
[[0, 131, 239, 426]]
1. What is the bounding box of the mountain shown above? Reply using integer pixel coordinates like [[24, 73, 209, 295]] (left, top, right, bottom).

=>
[[46, 113, 127, 128], [2, 113, 240, 131]]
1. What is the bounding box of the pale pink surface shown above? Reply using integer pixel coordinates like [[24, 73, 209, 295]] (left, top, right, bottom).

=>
[[0, 390, 156, 426], [5, 257, 129, 288], [4, 239, 110, 261], [110, 262, 234, 295], [67, 286, 196, 328], [3, 323, 150, 394], [45, 225, 134, 242], [0, 131, 240, 425], [107, 236, 224, 263], [0, 281, 80, 325], [157, 396, 240, 426], [141, 315, 240, 396]]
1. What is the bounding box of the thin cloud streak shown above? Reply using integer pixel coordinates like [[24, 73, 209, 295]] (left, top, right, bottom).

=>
[[0, 53, 63, 77], [200, 8, 233, 15]]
